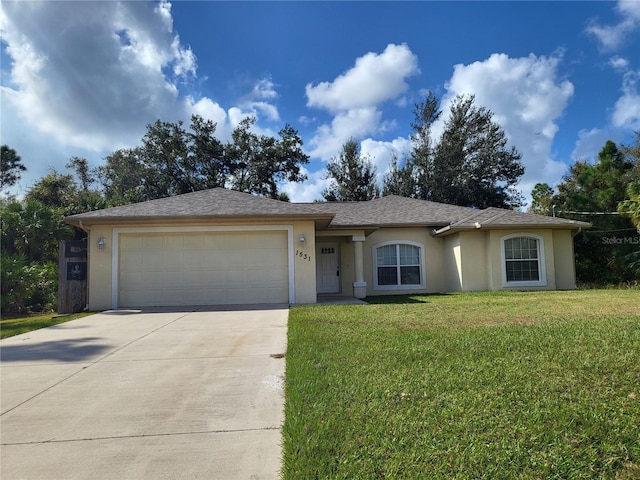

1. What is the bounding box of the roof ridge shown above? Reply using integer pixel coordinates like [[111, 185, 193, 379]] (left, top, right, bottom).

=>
[[481, 208, 511, 225], [450, 208, 485, 226]]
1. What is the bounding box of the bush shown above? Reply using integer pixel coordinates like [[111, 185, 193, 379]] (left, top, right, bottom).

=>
[[1, 254, 57, 315]]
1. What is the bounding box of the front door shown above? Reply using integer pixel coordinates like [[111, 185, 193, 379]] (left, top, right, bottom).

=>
[[316, 243, 340, 294]]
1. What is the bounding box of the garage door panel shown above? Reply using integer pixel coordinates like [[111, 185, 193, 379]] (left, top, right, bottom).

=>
[[120, 271, 143, 290], [120, 235, 142, 251], [227, 269, 247, 285], [227, 251, 247, 267], [183, 270, 204, 286], [204, 270, 228, 286], [141, 252, 163, 270], [268, 267, 288, 283], [183, 235, 203, 250], [142, 236, 164, 250], [202, 235, 224, 249], [121, 251, 142, 270], [119, 231, 289, 307], [224, 233, 245, 249], [182, 251, 202, 270], [141, 271, 166, 287]]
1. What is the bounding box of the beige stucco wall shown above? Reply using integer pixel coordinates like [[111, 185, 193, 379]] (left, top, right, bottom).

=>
[[459, 231, 489, 291], [292, 222, 317, 303], [486, 228, 557, 290], [323, 226, 579, 297], [440, 228, 578, 293], [360, 227, 446, 296], [553, 229, 578, 289], [86, 225, 115, 311], [84, 220, 317, 310], [443, 234, 462, 291]]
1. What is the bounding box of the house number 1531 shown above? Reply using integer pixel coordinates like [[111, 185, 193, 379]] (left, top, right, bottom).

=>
[[296, 250, 311, 261]]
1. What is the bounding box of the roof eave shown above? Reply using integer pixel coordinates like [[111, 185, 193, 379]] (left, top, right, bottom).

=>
[[65, 213, 335, 228], [326, 221, 450, 229], [432, 221, 592, 237]]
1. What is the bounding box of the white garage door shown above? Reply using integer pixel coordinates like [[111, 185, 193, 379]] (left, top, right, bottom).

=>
[[118, 231, 289, 307]]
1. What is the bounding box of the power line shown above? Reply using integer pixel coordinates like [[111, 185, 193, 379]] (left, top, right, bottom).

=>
[[583, 227, 639, 234], [557, 211, 621, 215]]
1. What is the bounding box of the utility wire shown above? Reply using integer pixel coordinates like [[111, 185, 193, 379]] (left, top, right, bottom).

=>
[[583, 227, 639, 234]]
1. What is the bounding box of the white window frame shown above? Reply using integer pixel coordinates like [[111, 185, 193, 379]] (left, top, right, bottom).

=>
[[500, 233, 547, 287], [372, 241, 425, 291]]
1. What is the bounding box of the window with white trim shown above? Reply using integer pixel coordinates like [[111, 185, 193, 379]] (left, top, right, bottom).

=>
[[374, 242, 424, 289], [501, 234, 546, 287]]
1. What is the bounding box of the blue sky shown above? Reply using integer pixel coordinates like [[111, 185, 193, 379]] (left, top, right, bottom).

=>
[[1, 1, 639, 204]]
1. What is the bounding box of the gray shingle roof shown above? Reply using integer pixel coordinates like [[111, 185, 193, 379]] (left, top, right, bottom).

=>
[[65, 188, 332, 225], [432, 206, 591, 234], [303, 195, 474, 227], [65, 188, 591, 231]]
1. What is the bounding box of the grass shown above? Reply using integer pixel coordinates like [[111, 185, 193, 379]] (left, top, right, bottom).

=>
[[0, 311, 96, 339], [283, 290, 640, 479]]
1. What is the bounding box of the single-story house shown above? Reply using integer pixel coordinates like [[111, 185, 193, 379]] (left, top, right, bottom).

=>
[[65, 188, 591, 309]]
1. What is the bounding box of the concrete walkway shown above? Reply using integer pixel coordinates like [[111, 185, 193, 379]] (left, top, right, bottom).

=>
[[1, 306, 288, 480]]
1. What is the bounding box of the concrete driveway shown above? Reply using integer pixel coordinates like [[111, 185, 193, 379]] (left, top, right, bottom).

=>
[[1, 306, 288, 480]]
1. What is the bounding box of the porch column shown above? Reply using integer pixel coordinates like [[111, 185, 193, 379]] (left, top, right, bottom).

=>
[[352, 235, 367, 299]]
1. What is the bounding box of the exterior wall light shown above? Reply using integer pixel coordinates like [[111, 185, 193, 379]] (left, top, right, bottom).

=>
[[97, 237, 106, 250], [298, 234, 306, 245]]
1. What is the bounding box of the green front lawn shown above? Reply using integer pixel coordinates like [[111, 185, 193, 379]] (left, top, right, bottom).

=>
[[1, 311, 96, 339], [283, 290, 640, 479]]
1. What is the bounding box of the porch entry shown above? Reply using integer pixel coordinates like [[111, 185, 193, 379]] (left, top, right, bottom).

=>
[[316, 242, 340, 294]]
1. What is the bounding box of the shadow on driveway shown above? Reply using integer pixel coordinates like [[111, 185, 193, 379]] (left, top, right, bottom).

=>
[[0, 338, 113, 363]]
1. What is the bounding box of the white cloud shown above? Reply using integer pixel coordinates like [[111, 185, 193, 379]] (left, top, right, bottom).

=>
[[0, 1, 198, 152], [305, 43, 419, 112], [571, 64, 640, 168], [305, 43, 419, 161], [360, 137, 412, 177], [281, 167, 330, 203], [189, 97, 231, 138], [612, 69, 640, 129], [587, 0, 640, 51], [308, 108, 382, 160], [572, 128, 611, 163], [437, 53, 574, 199], [239, 77, 280, 122], [609, 56, 630, 70], [0, 0, 286, 195]]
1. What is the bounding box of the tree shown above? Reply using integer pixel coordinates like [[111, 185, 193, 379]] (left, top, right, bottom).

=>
[[553, 140, 638, 283], [410, 91, 441, 200], [529, 183, 554, 215], [26, 171, 77, 209], [618, 182, 640, 232], [98, 148, 150, 205], [382, 91, 440, 198], [1, 199, 72, 263], [322, 138, 379, 201], [382, 154, 416, 197], [141, 115, 226, 196], [66, 157, 94, 192], [99, 114, 308, 203], [0, 199, 72, 314], [1, 145, 26, 192], [617, 131, 640, 231], [382, 93, 525, 208], [225, 117, 309, 199], [432, 95, 524, 208], [99, 115, 225, 203]]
